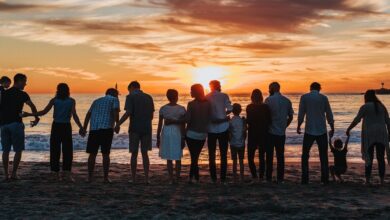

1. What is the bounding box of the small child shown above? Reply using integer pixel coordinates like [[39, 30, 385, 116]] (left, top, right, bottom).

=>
[[229, 103, 247, 183], [156, 89, 186, 184], [329, 133, 350, 183]]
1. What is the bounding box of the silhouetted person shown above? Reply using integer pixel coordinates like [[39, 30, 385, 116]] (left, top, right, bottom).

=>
[[83, 88, 120, 183], [0, 76, 11, 126], [298, 82, 334, 184], [229, 103, 246, 183], [1, 73, 39, 181], [116, 81, 154, 184], [246, 89, 271, 182], [156, 89, 186, 184], [265, 82, 294, 183], [347, 90, 390, 185], [206, 80, 232, 184], [185, 84, 211, 184], [329, 134, 349, 183], [23, 83, 84, 182]]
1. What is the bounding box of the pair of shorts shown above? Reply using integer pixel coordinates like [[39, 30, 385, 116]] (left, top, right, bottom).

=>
[[230, 145, 245, 160], [87, 129, 114, 154], [1, 122, 25, 153], [129, 132, 152, 153]]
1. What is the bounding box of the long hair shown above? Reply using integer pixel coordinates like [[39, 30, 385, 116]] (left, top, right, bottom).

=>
[[191, 84, 205, 101], [56, 83, 70, 100], [251, 89, 263, 104], [364, 90, 386, 114]]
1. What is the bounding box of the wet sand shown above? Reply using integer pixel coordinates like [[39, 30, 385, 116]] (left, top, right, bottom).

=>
[[1, 162, 390, 219]]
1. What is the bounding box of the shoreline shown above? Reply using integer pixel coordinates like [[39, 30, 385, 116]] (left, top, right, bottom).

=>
[[1, 162, 390, 219]]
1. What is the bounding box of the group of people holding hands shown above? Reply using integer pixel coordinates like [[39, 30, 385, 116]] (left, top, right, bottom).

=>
[[1, 73, 389, 185]]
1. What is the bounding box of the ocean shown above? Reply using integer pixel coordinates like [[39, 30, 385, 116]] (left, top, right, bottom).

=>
[[3, 93, 390, 164]]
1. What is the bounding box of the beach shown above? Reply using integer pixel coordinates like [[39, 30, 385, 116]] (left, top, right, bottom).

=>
[[1, 161, 390, 219]]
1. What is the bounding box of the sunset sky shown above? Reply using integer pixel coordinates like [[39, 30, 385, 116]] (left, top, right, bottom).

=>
[[0, 0, 389, 94]]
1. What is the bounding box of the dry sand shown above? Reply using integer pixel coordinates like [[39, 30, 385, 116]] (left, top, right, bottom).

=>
[[1, 162, 390, 219]]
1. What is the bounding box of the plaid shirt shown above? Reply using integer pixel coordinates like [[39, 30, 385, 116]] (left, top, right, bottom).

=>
[[89, 95, 120, 131]]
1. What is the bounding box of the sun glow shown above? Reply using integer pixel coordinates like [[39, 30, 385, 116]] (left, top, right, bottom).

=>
[[190, 66, 229, 91]]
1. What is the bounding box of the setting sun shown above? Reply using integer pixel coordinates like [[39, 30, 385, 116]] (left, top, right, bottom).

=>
[[190, 66, 229, 90]]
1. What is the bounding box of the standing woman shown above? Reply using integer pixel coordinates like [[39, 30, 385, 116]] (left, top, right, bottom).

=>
[[24, 83, 84, 181], [185, 84, 211, 184], [246, 89, 272, 182], [347, 90, 390, 185]]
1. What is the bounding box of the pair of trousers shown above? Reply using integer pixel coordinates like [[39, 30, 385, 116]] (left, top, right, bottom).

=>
[[208, 131, 229, 182], [50, 122, 73, 172], [365, 143, 385, 180], [268, 134, 286, 182], [186, 137, 205, 181], [301, 133, 329, 184], [247, 133, 269, 179]]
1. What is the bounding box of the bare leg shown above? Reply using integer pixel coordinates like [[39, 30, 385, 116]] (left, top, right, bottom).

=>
[[167, 160, 173, 184], [141, 151, 150, 184], [87, 153, 97, 182], [11, 151, 22, 180], [232, 158, 238, 183], [2, 152, 10, 181], [130, 152, 138, 183], [103, 153, 111, 183], [239, 158, 244, 183], [175, 160, 181, 182]]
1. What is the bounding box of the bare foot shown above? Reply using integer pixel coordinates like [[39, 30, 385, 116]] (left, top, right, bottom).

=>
[[10, 174, 20, 181], [104, 178, 112, 184]]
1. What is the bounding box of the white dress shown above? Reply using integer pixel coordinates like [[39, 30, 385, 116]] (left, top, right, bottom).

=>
[[159, 104, 186, 160]]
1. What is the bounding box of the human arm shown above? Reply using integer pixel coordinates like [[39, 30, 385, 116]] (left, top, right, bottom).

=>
[[297, 96, 305, 134], [286, 101, 294, 128], [343, 135, 350, 151], [25, 99, 40, 127], [23, 99, 54, 117], [346, 105, 365, 136], [156, 115, 163, 148], [325, 96, 335, 137], [83, 111, 91, 134], [71, 99, 85, 136]]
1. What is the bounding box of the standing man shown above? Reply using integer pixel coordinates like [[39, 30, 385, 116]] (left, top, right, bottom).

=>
[[83, 88, 120, 183], [297, 82, 334, 184], [116, 81, 154, 184], [206, 80, 233, 184], [265, 82, 294, 183], [1, 73, 39, 181]]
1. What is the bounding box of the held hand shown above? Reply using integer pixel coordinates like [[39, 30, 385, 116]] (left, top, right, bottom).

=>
[[297, 126, 302, 134], [30, 117, 40, 127], [346, 129, 351, 137], [329, 129, 334, 138], [114, 125, 120, 134], [79, 128, 86, 137]]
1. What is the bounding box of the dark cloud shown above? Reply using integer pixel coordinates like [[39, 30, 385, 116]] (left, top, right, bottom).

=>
[[39, 19, 148, 35], [370, 40, 390, 48], [0, 2, 57, 11], [108, 41, 163, 52], [153, 0, 380, 33], [218, 40, 307, 54], [366, 28, 390, 34]]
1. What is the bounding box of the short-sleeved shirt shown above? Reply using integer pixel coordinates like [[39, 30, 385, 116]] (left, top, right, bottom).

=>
[[229, 115, 246, 147], [332, 148, 347, 168], [89, 95, 120, 131], [124, 89, 154, 134], [265, 92, 294, 136], [53, 98, 74, 123], [0, 87, 30, 125], [206, 91, 233, 133]]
